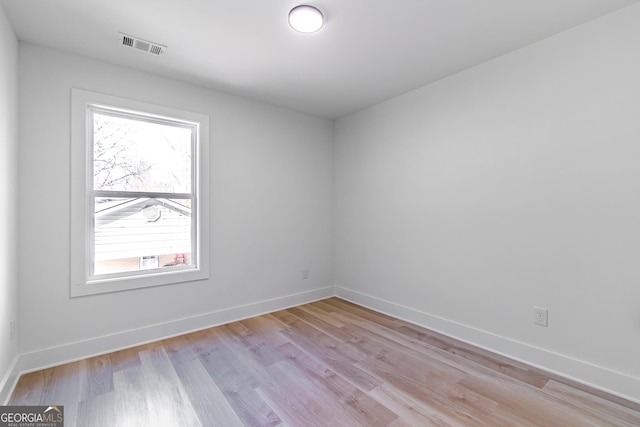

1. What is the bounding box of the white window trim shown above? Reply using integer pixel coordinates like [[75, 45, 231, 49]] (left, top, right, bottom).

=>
[[70, 88, 210, 297]]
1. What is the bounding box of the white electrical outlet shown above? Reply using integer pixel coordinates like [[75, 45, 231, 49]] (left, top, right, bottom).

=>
[[534, 307, 548, 327], [10, 319, 16, 341], [302, 267, 309, 280]]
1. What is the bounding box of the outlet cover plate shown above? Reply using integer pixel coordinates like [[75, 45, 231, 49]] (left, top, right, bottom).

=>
[[534, 306, 548, 327]]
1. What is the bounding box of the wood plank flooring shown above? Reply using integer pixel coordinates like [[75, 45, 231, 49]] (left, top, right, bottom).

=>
[[9, 297, 640, 426]]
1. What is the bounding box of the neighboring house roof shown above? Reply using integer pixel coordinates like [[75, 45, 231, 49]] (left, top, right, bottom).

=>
[[94, 198, 191, 261]]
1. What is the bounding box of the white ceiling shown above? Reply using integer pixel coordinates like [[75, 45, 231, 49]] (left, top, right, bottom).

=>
[[1, 0, 638, 119]]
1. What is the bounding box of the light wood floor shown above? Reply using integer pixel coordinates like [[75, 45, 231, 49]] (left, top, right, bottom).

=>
[[9, 298, 640, 426]]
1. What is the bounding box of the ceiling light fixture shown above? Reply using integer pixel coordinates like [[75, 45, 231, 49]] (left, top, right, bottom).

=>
[[288, 5, 324, 34]]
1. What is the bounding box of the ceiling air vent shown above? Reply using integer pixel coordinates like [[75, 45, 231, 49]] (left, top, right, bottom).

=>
[[118, 32, 166, 56]]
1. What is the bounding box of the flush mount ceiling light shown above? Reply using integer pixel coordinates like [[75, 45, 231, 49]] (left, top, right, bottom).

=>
[[288, 5, 324, 33]]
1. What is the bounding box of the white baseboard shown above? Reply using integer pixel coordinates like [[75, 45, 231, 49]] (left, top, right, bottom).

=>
[[5, 285, 639, 407], [336, 286, 640, 405], [0, 355, 20, 405], [1, 286, 335, 402]]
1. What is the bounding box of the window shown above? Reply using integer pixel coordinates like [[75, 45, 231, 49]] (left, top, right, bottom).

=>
[[71, 89, 209, 297], [141, 256, 159, 270]]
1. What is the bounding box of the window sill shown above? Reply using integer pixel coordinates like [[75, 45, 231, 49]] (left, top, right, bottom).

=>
[[70, 268, 208, 297]]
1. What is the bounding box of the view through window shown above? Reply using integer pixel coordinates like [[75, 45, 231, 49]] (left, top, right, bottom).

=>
[[90, 108, 196, 278]]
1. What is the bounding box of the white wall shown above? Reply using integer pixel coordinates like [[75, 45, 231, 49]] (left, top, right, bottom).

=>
[[0, 4, 19, 403], [335, 4, 640, 401], [17, 44, 334, 362]]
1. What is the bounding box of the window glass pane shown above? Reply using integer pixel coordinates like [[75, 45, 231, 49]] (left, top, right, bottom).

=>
[[92, 112, 192, 193], [94, 197, 192, 276]]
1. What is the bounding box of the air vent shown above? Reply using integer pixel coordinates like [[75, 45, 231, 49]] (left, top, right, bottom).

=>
[[118, 32, 166, 56], [122, 35, 134, 47]]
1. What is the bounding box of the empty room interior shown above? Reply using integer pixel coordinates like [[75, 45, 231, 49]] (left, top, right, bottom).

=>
[[1, 0, 640, 425]]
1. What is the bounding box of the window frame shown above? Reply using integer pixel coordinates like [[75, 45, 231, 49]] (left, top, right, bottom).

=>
[[88, 106, 197, 281], [70, 89, 209, 297]]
